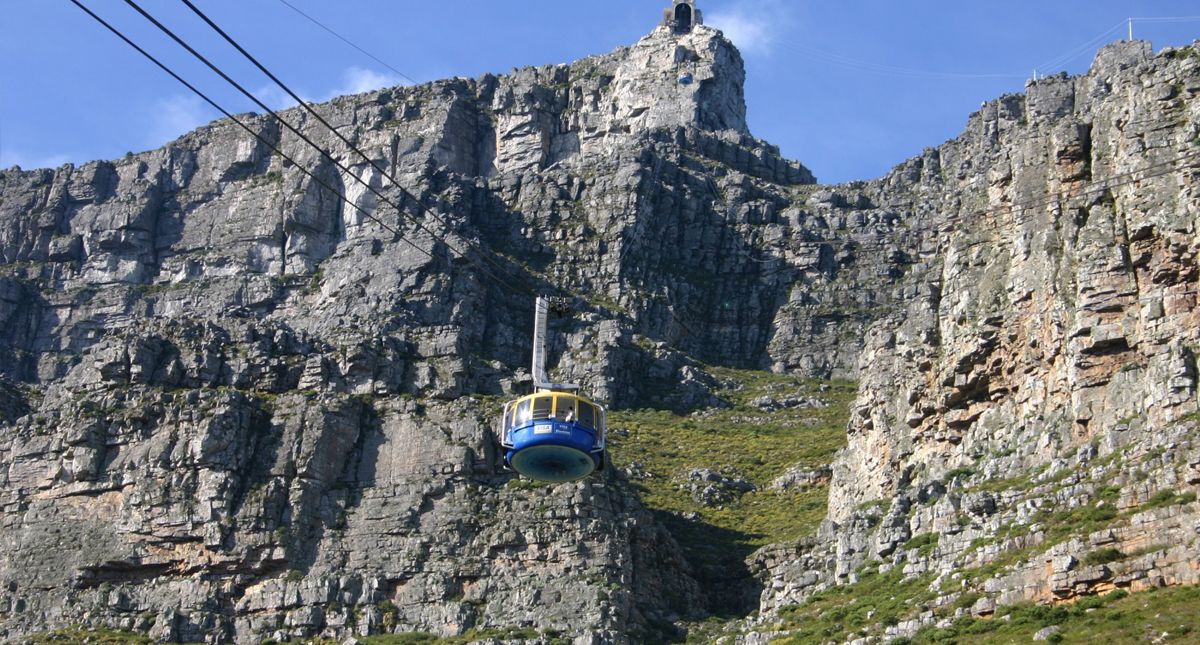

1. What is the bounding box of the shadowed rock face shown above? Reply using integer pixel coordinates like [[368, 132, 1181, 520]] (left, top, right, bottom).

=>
[[1, 16, 1198, 644]]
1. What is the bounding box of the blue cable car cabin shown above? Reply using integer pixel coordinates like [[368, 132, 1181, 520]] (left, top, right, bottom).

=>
[[500, 391, 606, 482]]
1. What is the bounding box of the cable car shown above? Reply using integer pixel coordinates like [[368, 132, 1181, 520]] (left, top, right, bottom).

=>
[[499, 297, 607, 482], [500, 391, 606, 482]]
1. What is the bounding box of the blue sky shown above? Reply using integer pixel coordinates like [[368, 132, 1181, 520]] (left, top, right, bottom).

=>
[[1, 1, 1198, 184]]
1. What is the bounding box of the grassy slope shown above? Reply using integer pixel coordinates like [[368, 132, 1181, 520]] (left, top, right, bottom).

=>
[[767, 572, 1200, 645], [610, 368, 854, 546], [608, 367, 855, 624], [761, 424, 1200, 644], [24, 584, 1200, 644], [905, 585, 1200, 644], [14, 629, 159, 644]]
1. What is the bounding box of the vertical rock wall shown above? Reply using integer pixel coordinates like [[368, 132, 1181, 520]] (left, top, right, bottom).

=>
[[831, 41, 1200, 522]]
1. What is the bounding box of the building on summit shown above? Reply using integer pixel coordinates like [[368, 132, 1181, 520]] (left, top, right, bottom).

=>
[[662, 0, 702, 34]]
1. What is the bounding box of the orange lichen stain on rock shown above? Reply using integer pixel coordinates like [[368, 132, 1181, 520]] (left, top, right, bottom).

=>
[[36, 489, 128, 519]]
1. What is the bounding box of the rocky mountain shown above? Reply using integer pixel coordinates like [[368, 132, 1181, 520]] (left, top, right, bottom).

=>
[[1, 10, 1198, 645]]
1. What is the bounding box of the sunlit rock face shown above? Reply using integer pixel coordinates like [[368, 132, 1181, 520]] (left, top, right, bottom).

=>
[[829, 40, 1200, 523], [756, 40, 1200, 633]]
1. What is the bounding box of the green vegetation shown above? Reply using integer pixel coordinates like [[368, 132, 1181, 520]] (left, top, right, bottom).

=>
[[904, 532, 940, 557], [20, 628, 156, 644], [957, 474, 1199, 588], [306, 268, 324, 293], [942, 467, 976, 483], [585, 292, 626, 315], [608, 367, 854, 616], [907, 585, 1200, 644], [252, 626, 566, 645], [356, 627, 561, 645], [608, 368, 853, 596], [356, 635, 439, 645], [1166, 44, 1199, 61], [967, 443, 1133, 496], [609, 367, 854, 545], [676, 616, 737, 644], [771, 567, 937, 644], [966, 464, 1047, 494], [958, 500, 1123, 584], [1036, 501, 1119, 544], [1142, 490, 1197, 511], [12, 604, 570, 644], [1083, 547, 1125, 567]]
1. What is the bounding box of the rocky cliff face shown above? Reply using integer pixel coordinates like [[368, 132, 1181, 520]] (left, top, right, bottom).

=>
[[749, 41, 1200, 641], [829, 41, 1200, 522], [1, 15, 1198, 645]]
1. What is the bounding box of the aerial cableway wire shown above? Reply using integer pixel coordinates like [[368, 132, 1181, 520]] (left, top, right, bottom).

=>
[[65, 0, 437, 265], [150, 0, 1200, 322], [1030, 20, 1128, 74], [772, 18, 1138, 81], [266, 1, 1198, 308], [174, 0, 535, 300], [64, 2, 1200, 489], [165, 0, 700, 340], [267, 0, 550, 138], [70, 1, 679, 347], [1130, 16, 1200, 23], [115, 0, 537, 300], [273, 0, 419, 86], [268, 0, 525, 159], [159, 0, 713, 364], [264, 0, 1200, 322], [70, 0, 697, 352], [69, 1, 1200, 350]]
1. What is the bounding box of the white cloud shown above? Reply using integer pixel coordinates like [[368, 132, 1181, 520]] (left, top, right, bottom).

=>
[[147, 94, 218, 147], [707, 1, 788, 57], [250, 67, 409, 111], [326, 67, 406, 100], [255, 84, 303, 111]]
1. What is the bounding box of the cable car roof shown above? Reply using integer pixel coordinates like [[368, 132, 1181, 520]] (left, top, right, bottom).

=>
[[505, 391, 605, 410]]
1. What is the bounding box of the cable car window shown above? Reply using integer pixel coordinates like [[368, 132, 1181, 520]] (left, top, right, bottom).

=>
[[556, 396, 577, 421], [503, 403, 513, 431], [516, 399, 532, 426], [577, 402, 596, 429], [532, 396, 553, 420]]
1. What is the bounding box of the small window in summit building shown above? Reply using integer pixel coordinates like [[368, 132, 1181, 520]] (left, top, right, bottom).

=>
[[674, 4, 693, 32]]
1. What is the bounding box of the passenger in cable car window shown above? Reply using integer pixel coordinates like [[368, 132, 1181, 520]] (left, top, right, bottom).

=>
[[557, 396, 577, 423]]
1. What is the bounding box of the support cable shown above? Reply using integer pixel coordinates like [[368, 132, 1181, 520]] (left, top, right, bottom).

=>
[[67, 1, 1200, 356], [273, 0, 419, 86], [175, 0, 532, 297], [120, 0, 531, 297], [66, 0, 435, 264]]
